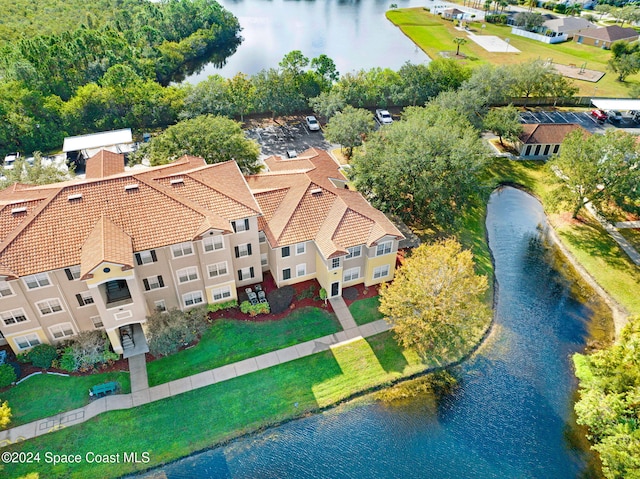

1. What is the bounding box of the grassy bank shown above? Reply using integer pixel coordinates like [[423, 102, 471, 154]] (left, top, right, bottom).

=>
[[349, 296, 383, 325], [386, 7, 638, 97]]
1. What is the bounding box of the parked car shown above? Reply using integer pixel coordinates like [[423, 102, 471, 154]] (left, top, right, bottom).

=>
[[606, 110, 623, 123], [590, 109, 607, 122], [3, 152, 19, 169], [305, 115, 320, 131], [375, 109, 393, 125]]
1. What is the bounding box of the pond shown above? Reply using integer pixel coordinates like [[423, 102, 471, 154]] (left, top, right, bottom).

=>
[[134, 187, 610, 478], [180, 0, 431, 83]]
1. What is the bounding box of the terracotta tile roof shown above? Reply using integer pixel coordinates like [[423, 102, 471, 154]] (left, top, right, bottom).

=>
[[85, 150, 125, 179], [247, 149, 403, 257], [576, 25, 639, 42], [80, 215, 133, 279], [0, 198, 47, 239], [264, 156, 314, 172], [519, 123, 587, 145]]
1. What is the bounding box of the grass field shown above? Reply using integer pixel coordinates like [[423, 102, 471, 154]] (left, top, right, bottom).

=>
[[387, 8, 638, 97], [349, 296, 384, 325]]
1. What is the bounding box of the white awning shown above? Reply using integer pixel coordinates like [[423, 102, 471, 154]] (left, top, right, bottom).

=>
[[591, 99, 640, 111], [63, 129, 133, 152]]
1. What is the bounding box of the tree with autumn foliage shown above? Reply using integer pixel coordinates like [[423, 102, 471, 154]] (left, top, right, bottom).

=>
[[379, 239, 491, 363]]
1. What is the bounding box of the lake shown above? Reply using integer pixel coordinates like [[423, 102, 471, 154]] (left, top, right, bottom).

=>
[[181, 0, 431, 83], [135, 187, 610, 479]]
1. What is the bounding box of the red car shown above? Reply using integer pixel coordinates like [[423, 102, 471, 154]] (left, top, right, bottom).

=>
[[590, 109, 608, 122]]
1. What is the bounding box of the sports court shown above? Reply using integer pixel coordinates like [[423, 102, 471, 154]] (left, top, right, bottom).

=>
[[467, 33, 520, 53]]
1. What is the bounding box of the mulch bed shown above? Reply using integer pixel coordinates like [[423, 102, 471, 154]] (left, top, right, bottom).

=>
[[1, 354, 130, 383]]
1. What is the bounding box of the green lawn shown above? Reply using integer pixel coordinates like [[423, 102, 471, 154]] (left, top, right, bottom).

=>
[[2, 332, 431, 479], [618, 228, 640, 252], [0, 371, 131, 427], [386, 7, 640, 97], [349, 296, 384, 326], [146, 307, 341, 386]]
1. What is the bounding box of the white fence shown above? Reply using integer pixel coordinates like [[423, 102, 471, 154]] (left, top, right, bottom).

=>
[[511, 28, 567, 44]]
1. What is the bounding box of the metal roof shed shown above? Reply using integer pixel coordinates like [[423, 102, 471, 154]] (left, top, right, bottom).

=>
[[591, 99, 640, 111], [63, 129, 133, 153]]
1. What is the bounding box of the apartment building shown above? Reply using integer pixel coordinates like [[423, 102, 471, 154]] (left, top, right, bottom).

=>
[[0, 148, 402, 356]]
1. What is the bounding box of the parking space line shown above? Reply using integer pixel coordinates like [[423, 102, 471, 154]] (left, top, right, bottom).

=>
[[568, 112, 582, 123], [540, 111, 556, 123], [583, 112, 599, 124]]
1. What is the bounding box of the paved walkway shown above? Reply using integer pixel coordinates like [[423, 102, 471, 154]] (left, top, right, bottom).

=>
[[0, 311, 390, 447], [585, 203, 640, 266]]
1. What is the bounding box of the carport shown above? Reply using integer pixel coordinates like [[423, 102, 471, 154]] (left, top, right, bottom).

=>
[[591, 99, 640, 111]]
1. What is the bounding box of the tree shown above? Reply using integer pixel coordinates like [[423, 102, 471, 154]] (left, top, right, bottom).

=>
[[379, 239, 491, 362], [323, 105, 375, 159], [146, 306, 208, 357], [310, 54, 339, 89], [549, 129, 640, 218], [144, 114, 261, 173], [460, 63, 515, 106], [509, 59, 578, 98], [595, 4, 612, 19], [349, 105, 490, 227], [514, 12, 545, 31], [483, 105, 523, 146], [309, 90, 346, 119], [0, 152, 72, 189], [453, 37, 467, 56], [0, 400, 11, 429]]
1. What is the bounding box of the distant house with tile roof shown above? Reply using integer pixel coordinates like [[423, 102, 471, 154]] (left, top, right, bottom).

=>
[[0, 148, 402, 356], [542, 16, 595, 39], [517, 123, 588, 158], [574, 25, 639, 48]]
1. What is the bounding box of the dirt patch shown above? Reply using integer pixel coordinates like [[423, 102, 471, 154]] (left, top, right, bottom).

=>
[[489, 138, 519, 155], [549, 211, 584, 228]]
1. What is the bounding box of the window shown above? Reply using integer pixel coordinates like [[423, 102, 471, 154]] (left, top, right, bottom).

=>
[[183, 291, 204, 307], [15, 333, 40, 350], [36, 299, 63, 316], [238, 266, 255, 281], [261, 253, 268, 266], [171, 242, 193, 258], [330, 257, 340, 270], [373, 264, 390, 279], [259, 231, 266, 243], [343, 267, 360, 282], [346, 245, 362, 259], [543, 144, 550, 156], [143, 275, 165, 291], [534, 145, 541, 156], [1, 309, 27, 326], [296, 263, 306, 277], [232, 219, 250, 233], [64, 266, 81, 280], [212, 286, 232, 302], [49, 323, 75, 340], [76, 291, 94, 307], [135, 250, 157, 265], [296, 242, 306, 255], [177, 267, 199, 284], [154, 300, 167, 313], [524, 145, 532, 156], [203, 235, 224, 252], [281, 246, 291, 258], [90, 316, 104, 329], [23, 273, 51, 289], [207, 262, 228, 278], [235, 243, 252, 258], [553, 144, 560, 154], [375, 241, 392, 257], [0, 281, 13, 297], [282, 268, 291, 281]]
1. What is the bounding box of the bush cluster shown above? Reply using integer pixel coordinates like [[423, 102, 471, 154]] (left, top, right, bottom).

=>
[[485, 14, 508, 24], [57, 331, 119, 372], [239, 301, 270, 316], [0, 364, 17, 388], [26, 344, 58, 369], [207, 299, 238, 313], [296, 285, 316, 301], [147, 305, 209, 357]]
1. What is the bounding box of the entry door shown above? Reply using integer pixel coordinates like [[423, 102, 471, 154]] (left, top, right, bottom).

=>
[[331, 281, 340, 297]]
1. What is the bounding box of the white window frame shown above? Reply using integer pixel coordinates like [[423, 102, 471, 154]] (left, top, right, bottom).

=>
[[236, 243, 250, 258], [239, 266, 254, 281], [282, 268, 291, 281], [259, 231, 266, 243], [138, 250, 155, 265], [343, 267, 361, 282], [171, 242, 194, 258], [296, 263, 307, 277], [14, 333, 40, 350], [49, 322, 75, 340], [145, 275, 164, 291], [211, 285, 232, 302], [375, 241, 393, 257], [36, 298, 64, 316], [261, 253, 268, 266], [77, 291, 95, 307], [296, 242, 306, 255], [373, 264, 390, 280], [66, 265, 81, 280], [346, 245, 362, 259], [90, 315, 104, 329], [330, 257, 340, 270], [207, 261, 228, 279], [203, 235, 224, 252], [232, 219, 249, 232], [177, 266, 199, 284], [0, 281, 14, 298], [281, 246, 291, 258], [183, 291, 204, 307], [1, 308, 28, 326], [154, 300, 167, 313], [23, 272, 51, 289]]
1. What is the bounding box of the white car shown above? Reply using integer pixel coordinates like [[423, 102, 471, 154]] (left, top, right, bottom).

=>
[[375, 109, 393, 125], [3, 152, 19, 170], [305, 115, 320, 131]]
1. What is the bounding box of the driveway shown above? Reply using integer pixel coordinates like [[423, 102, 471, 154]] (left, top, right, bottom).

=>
[[519, 109, 640, 134]]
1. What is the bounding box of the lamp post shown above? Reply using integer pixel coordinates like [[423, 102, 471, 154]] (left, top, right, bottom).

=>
[[505, 38, 510, 52]]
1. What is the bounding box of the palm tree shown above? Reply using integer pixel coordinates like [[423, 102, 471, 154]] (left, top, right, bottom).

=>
[[453, 37, 468, 56]]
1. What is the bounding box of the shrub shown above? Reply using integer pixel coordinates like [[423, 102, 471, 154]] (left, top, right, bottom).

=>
[[58, 331, 118, 372], [319, 287, 328, 305], [27, 344, 58, 369], [0, 400, 11, 429], [553, 3, 565, 13], [0, 364, 16, 388], [296, 285, 316, 301], [207, 299, 238, 313], [147, 306, 210, 357], [485, 14, 508, 24], [240, 301, 270, 316], [268, 286, 295, 314]]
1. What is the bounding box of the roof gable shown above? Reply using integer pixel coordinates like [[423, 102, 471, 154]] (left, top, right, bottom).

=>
[[80, 215, 133, 279], [519, 123, 586, 145]]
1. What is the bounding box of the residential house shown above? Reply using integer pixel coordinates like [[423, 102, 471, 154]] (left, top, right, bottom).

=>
[[518, 123, 587, 158], [541, 16, 595, 40], [0, 148, 403, 356], [574, 25, 639, 48]]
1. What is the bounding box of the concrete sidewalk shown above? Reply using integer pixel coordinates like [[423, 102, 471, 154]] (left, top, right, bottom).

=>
[[586, 203, 640, 266], [0, 318, 390, 447]]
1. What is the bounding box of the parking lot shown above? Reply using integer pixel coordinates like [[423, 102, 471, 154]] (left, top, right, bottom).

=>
[[519, 110, 639, 133], [246, 120, 334, 159]]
